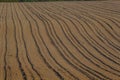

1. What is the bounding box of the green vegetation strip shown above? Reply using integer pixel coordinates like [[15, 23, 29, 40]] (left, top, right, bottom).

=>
[[0, 0, 98, 2]]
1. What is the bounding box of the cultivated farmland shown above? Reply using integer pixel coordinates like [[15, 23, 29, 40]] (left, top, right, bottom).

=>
[[0, 1, 120, 80]]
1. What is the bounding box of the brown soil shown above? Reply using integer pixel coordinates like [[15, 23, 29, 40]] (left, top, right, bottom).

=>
[[0, 1, 120, 80]]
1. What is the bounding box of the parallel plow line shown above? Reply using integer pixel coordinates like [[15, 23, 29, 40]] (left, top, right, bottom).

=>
[[0, 1, 120, 80]]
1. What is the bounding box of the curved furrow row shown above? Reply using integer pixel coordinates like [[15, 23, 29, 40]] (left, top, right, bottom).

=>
[[39, 6, 114, 79], [31, 2, 120, 79], [1, 3, 8, 80], [0, 3, 6, 80], [36, 2, 120, 75], [55, 2, 120, 40], [48, 3, 120, 63], [29, 2, 118, 79], [20, 3, 66, 80], [24, 3, 93, 80], [73, 4, 120, 51], [26, 2, 99, 79], [16, 3, 61, 80], [22, 3, 81, 80], [72, 3, 120, 52], [53, 2, 120, 45], [78, 3, 120, 37], [0, 2, 120, 80], [42, 2, 120, 72], [41, 3, 119, 79], [12, 3, 36, 80]]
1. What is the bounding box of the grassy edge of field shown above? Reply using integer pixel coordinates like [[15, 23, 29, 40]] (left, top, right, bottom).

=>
[[0, 0, 104, 2]]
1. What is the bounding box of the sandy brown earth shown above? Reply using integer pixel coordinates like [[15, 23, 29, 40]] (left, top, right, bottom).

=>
[[0, 1, 120, 80]]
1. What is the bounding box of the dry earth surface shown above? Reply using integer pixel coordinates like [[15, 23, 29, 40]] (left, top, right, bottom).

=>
[[0, 1, 120, 80]]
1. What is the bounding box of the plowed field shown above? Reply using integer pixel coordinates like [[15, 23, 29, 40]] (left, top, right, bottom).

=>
[[0, 1, 120, 80]]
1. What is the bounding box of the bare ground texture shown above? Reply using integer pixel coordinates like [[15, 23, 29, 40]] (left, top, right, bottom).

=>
[[0, 1, 120, 80]]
